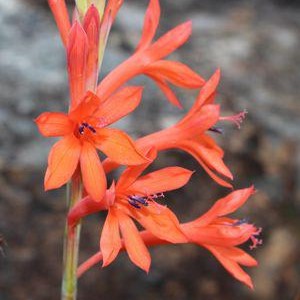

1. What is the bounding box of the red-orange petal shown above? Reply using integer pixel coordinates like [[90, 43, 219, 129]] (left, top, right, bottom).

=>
[[128, 167, 193, 196], [147, 60, 205, 88], [118, 211, 151, 272], [132, 203, 188, 244], [94, 86, 143, 125], [48, 0, 71, 47], [83, 5, 101, 91], [80, 141, 107, 201], [67, 21, 88, 110], [44, 135, 81, 190], [96, 128, 149, 165], [204, 244, 254, 289], [117, 147, 157, 191], [69, 91, 101, 122], [100, 209, 122, 267], [189, 69, 220, 116], [195, 187, 255, 226], [148, 73, 183, 108], [35, 112, 73, 137], [145, 21, 192, 61], [136, 0, 160, 52]]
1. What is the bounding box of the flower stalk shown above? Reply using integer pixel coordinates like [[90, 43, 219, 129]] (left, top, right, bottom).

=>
[[61, 173, 82, 300]]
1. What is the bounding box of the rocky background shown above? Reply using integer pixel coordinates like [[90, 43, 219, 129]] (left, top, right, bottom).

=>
[[0, 0, 300, 299]]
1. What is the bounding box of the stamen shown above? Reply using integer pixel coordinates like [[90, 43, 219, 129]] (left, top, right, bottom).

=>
[[128, 195, 149, 209], [79, 125, 85, 135], [78, 122, 96, 135], [219, 109, 248, 129], [209, 126, 224, 134], [232, 218, 249, 226]]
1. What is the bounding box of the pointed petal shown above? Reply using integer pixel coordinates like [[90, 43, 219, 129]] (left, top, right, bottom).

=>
[[147, 60, 205, 88], [67, 22, 88, 109], [148, 73, 183, 108], [117, 147, 157, 190], [136, 0, 160, 52], [189, 69, 220, 116], [176, 104, 220, 140], [204, 244, 254, 289], [35, 112, 73, 137], [195, 187, 255, 226], [83, 5, 101, 90], [69, 91, 101, 122], [100, 209, 122, 267], [145, 21, 192, 61], [213, 246, 258, 267], [94, 86, 143, 125], [80, 141, 107, 201], [45, 135, 81, 190], [128, 167, 193, 196], [68, 195, 108, 228], [96, 128, 148, 165], [48, 0, 71, 47], [131, 203, 187, 244], [118, 211, 151, 272]]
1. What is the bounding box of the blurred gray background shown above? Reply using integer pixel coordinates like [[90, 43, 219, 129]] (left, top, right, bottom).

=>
[[0, 0, 300, 299]]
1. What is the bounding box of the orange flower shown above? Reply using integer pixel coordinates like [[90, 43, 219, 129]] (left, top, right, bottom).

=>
[[96, 0, 205, 107], [140, 187, 261, 288], [68, 150, 193, 271], [35, 88, 148, 201], [102, 70, 233, 187], [78, 187, 261, 289]]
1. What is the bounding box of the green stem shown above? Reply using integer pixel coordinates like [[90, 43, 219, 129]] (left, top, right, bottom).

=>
[[61, 174, 82, 300]]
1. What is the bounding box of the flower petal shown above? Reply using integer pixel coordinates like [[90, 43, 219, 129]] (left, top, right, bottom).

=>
[[117, 147, 157, 190], [195, 187, 255, 226], [35, 112, 73, 137], [45, 135, 81, 190], [204, 244, 254, 289], [136, 0, 160, 52], [188, 69, 220, 116], [68, 195, 108, 228], [128, 167, 193, 196], [148, 73, 183, 108], [69, 91, 101, 122], [131, 203, 187, 244], [145, 21, 192, 61], [96, 128, 148, 165], [80, 141, 107, 201], [67, 21, 88, 109], [83, 5, 101, 90], [177, 137, 233, 188], [48, 0, 71, 47], [147, 60, 205, 88], [100, 209, 122, 267], [118, 211, 151, 272], [94, 86, 143, 125]]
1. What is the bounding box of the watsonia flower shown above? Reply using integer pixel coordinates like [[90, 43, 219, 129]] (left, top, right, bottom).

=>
[[68, 149, 193, 271], [102, 70, 234, 187], [35, 89, 148, 202]]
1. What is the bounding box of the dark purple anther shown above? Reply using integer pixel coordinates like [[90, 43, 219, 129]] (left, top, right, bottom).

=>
[[79, 125, 85, 135], [128, 195, 149, 209], [209, 126, 224, 134], [232, 218, 249, 226], [87, 125, 96, 133]]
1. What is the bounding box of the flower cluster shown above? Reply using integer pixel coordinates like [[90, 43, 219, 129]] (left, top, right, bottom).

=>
[[36, 0, 261, 290]]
